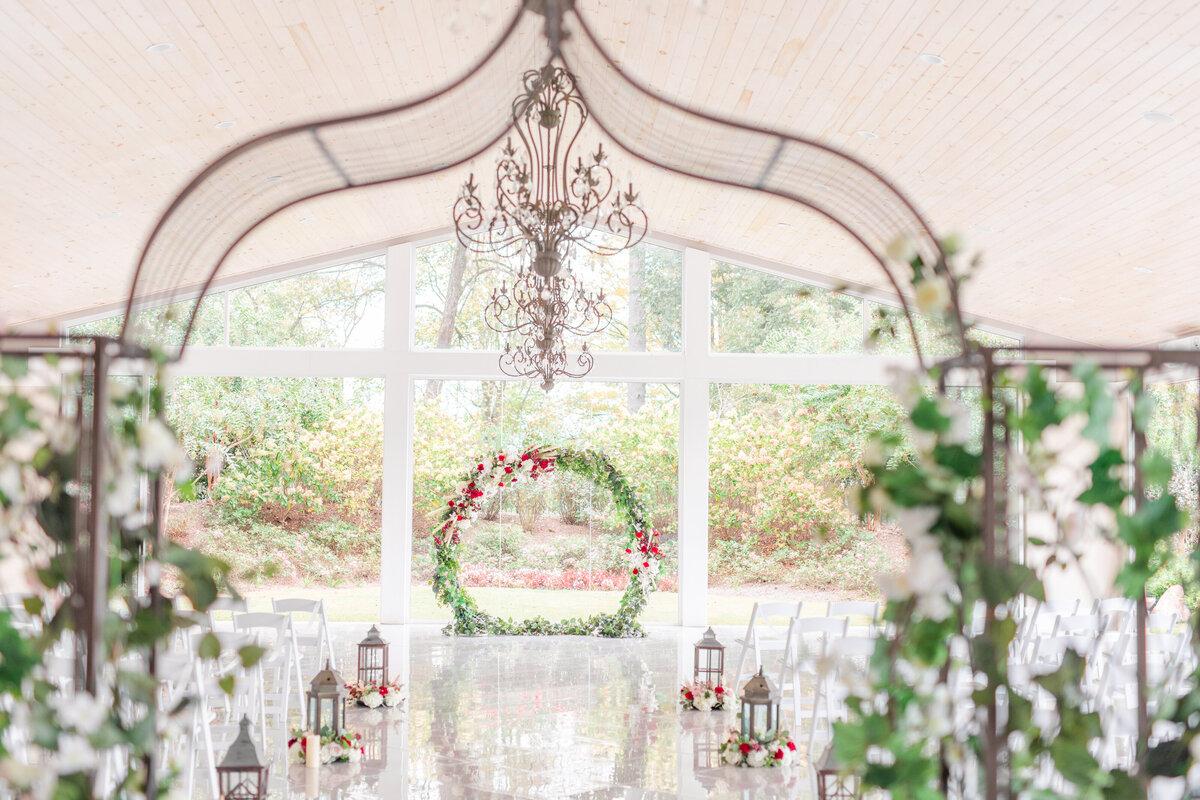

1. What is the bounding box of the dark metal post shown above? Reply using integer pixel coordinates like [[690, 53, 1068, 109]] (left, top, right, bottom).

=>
[[1131, 406, 1149, 775], [980, 357, 1000, 800], [84, 341, 110, 694]]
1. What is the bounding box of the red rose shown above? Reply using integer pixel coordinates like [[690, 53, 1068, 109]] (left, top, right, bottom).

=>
[[633, 568, 639, 575], [505, 466, 513, 474], [634, 531, 642, 538], [287, 738, 296, 748], [653, 531, 660, 537], [447, 501, 454, 508], [775, 749, 784, 760], [685, 691, 694, 700], [380, 686, 388, 695], [625, 548, 632, 554], [498, 481, 505, 487], [714, 686, 724, 694], [539, 459, 549, 468], [511, 476, 518, 483], [739, 743, 752, 755], [498, 454, 505, 461], [787, 741, 796, 751], [651, 546, 659, 554], [522, 453, 531, 460], [477, 463, 484, 471], [456, 515, 463, 521], [643, 562, 649, 568]]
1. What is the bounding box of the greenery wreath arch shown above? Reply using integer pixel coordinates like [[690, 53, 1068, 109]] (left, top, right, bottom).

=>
[[431, 445, 662, 637]]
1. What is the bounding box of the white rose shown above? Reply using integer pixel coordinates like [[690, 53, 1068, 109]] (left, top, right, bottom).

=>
[[319, 744, 333, 764], [137, 417, 188, 472], [363, 692, 383, 709], [326, 741, 344, 761], [53, 691, 108, 735], [383, 692, 401, 708], [746, 747, 769, 768], [892, 506, 939, 545], [348, 746, 362, 763], [695, 691, 714, 712], [885, 236, 916, 264], [288, 742, 304, 764], [914, 276, 950, 316], [722, 747, 739, 766], [53, 734, 98, 774]]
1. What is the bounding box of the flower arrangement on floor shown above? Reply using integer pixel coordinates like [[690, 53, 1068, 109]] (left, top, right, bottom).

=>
[[287, 728, 364, 764], [719, 730, 798, 768], [431, 445, 661, 637], [679, 682, 726, 711], [345, 678, 405, 709]]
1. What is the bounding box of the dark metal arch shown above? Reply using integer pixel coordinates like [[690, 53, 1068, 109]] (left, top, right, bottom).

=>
[[121, 1, 967, 365]]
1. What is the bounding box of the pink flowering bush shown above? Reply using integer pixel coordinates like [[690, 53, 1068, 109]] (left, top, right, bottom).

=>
[[459, 565, 675, 592]]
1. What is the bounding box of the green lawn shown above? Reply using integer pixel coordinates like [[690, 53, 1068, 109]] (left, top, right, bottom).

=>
[[236, 584, 848, 625]]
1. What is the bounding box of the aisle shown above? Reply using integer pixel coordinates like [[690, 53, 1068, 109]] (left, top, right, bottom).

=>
[[275, 624, 815, 799]]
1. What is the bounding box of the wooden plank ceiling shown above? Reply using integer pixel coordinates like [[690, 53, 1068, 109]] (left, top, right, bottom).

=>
[[0, 0, 1197, 345]]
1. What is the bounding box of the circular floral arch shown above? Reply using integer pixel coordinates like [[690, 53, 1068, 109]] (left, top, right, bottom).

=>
[[431, 445, 662, 637]]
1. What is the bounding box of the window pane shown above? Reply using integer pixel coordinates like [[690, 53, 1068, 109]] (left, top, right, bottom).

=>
[[164, 376, 384, 621], [68, 294, 224, 347], [866, 300, 1021, 355], [707, 384, 907, 622], [411, 379, 679, 623], [710, 260, 862, 354], [228, 257, 385, 347], [413, 240, 682, 352]]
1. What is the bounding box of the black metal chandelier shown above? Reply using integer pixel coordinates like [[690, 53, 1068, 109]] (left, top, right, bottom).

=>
[[453, 64, 647, 390]]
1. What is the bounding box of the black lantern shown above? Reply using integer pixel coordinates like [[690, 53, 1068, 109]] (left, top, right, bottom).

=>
[[739, 667, 781, 742], [357, 624, 389, 686], [307, 659, 348, 735], [217, 716, 268, 800], [693, 626, 725, 686], [816, 742, 861, 799]]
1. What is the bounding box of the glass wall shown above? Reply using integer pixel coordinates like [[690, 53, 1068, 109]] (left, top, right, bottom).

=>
[[707, 383, 910, 622], [413, 240, 682, 352], [164, 376, 384, 620], [410, 379, 679, 623]]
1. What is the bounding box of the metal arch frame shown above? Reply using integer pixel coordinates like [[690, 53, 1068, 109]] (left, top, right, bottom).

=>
[[120, 0, 968, 367]]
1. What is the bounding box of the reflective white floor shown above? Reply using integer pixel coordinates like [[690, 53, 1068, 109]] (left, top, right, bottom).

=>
[[259, 624, 816, 800]]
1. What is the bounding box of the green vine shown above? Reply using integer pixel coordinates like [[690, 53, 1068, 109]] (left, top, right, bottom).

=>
[[430, 446, 660, 637]]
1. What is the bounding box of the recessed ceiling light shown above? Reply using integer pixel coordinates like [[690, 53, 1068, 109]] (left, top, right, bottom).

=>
[[1142, 111, 1176, 124], [856, 130, 878, 139], [918, 53, 945, 65], [213, 120, 236, 129], [1133, 266, 1153, 274], [970, 224, 994, 233], [812, 182, 831, 190], [299, 217, 314, 224], [11, 282, 29, 289], [96, 211, 120, 220], [145, 43, 173, 54], [263, 176, 283, 184], [1057, 296, 1076, 303]]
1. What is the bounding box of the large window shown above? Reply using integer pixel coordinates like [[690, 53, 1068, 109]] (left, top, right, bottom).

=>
[[711, 261, 862, 354], [410, 379, 679, 623], [164, 376, 384, 620], [413, 240, 682, 352]]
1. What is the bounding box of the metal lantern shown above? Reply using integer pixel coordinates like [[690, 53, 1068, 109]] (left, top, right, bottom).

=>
[[307, 659, 348, 735], [217, 715, 268, 800], [693, 626, 725, 686], [357, 624, 389, 686], [816, 742, 861, 799], [739, 667, 781, 742]]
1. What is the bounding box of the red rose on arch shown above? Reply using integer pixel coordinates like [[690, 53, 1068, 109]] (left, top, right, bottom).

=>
[[787, 741, 796, 751], [632, 568, 639, 575]]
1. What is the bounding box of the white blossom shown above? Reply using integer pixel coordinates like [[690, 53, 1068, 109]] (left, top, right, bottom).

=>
[[914, 276, 951, 316], [886, 236, 916, 264], [363, 691, 383, 709], [326, 741, 344, 761], [746, 746, 769, 768], [52, 691, 108, 735], [137, 417, 188, 472], [319, 744, 333, 764], [348, 746, 362, 763], [53, 734, 98, 774], [383, 691, 401, 708]]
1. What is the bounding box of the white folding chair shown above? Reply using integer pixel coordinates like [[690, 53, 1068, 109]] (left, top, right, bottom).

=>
[[233, 612, 307, 731], [732, 601, 802, 691], [191, 652, 264, 800], [826, 600, 880, 636], [206, 596, 248, 632], [779, 616, 847, 753], [271, 597, 337, 673]]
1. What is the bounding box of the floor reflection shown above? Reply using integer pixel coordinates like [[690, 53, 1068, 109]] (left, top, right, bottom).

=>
[[262, 625, 812, 799]]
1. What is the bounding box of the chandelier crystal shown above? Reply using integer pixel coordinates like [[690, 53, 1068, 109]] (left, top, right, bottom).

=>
[[453, 64, 647, 390]]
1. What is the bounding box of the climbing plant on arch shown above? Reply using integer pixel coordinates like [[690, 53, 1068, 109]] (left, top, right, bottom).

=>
[[430, 445, 662, 637]]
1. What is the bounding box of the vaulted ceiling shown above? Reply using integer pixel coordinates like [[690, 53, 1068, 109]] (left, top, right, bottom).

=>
[[1, 0, 1197, 345]]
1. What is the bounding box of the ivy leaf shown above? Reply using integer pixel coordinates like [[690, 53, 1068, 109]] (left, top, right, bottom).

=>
[[239, 645, 267, 669], [198, 632, 221, 660], [219, 675, 235, 696]]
